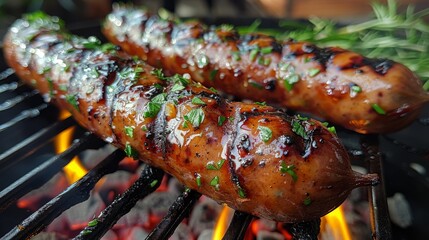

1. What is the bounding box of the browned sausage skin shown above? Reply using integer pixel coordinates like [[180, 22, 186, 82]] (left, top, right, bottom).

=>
[[102, 6, 429, 134], [3, 13, 378, 222]]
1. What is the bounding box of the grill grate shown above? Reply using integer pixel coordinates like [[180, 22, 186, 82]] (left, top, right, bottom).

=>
[[0, 66, 393, 240]]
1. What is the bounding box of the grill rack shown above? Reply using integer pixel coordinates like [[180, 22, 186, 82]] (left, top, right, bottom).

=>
[[0, 64, 392, 240]]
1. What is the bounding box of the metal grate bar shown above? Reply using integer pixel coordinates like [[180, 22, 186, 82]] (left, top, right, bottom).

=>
[[0, 132, 105, 211], [0, 116, 76, 169], [146, 189, 201, 240], [1, 149, 125, 240], [0, 104, 48, 133], [361, 135, 392, 240], [222, 211, 253, 240], [281, 219, 321, 240], [74, 165, 164, 240]]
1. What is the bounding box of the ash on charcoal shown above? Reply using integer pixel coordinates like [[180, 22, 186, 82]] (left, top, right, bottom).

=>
[[388, 193, 412, 228], [80, 145, 116, 169], [170, 223, 193, 240], [33, 232, 68, 240], [189, 197, 222, 236], [168, 177, 187, 195], [118, 226, 148, 240], [197, 229, 214, 240], [46, 192, 105, 233], [19, 172, 68, 210], [116, 199, 150, 227], [98, 170, 136, 199], [100, 230, 118, 240], [257, 230, 285, 240], [141, 191, 179, 217], [409, 162, 426, 175]]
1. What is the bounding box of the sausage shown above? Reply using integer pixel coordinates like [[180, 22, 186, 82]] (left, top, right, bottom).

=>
[[3, 13, 379, 222], [102, 6, 429, 134]]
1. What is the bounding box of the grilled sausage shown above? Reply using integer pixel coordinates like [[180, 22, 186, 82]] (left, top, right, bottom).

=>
[[103, 6, 429, 134], [3, 13, 378, 222]]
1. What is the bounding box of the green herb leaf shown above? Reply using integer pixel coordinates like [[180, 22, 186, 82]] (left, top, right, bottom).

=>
[[143, 102, 162, 118], [284, 74, 300, 91], [351, 85, 362, 93], [372, 103, 386, 115], [249, 48, 259, 61], [124, 126, 134, 138], [206, 159, 226, 170], [184, 108, 205, 128], [308, 68, 320, 77], [261, 46, 273, 54], [196, 173, 202, 187], [254, 102, 266, 106], [209, 87, 219, 93], [66, 94, 79, 111], [191, 97, 206, 105], [151, 68, 166, 80], [258, 126, 273, 142], [280, 161, 298, 182], [47, 77, 54, 97], [248, 80, 263, 89], [150, 180, 159, 187], [291, 118, 309, 140], [209, 69, 218, 81], [237, 187, 246, 198], [218, 115, 227, 126], [304, 196, 312, 206], [210, 176, 220, 190], [232, 51, 241, 61], [328, 126, 337, 134], [88, 219, 98, 227], [124, 142, 138, 159]]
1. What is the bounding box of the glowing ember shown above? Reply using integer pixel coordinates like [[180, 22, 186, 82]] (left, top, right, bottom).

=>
[[212, 205, 234, 240], [56, 111, 87, 184], [320, 204, 352, 240]]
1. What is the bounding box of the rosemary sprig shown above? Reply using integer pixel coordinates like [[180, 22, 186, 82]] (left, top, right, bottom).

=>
[[238, 0, 429, 90]]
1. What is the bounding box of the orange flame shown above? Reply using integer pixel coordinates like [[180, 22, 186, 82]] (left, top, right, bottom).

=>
[[56, 111, 87, 184], [320, 204, 352, 240], [212, 205, 234, 240]]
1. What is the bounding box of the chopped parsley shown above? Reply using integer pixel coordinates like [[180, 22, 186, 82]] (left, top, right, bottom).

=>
[[169, 74, 190, 86], [210, 176, 220, 190], [279, 62, 290, 71], [87, 219, 98, 227], [143, 93, 166, 118], [308, 68, 320, 77], [232, 51, 241, 61], [124, 143, 138, 159], [124, 126, 134, 138], [209, 87, 219, 93], [184, 108, 205, 128], [249, 48, 259, 62], [206, 159, 226, 170], [196, 173, 202, 187], [260, 46, 273, 54], [150, 180, 159, 188], [280, 161, 298, 182], [254, 102, 266, 106], [372, 103, 386, 115], [209, 69, 218, 81], [218, 115, 227, 126], [283, 74, 300, 91], [171, 83, 185, 92], [291, 117, 309, 140], [258, 126, 273, 142], [100, 43, 117, 53], [151, 68, 166, 80], [248, 80, 263, 89], [237, 187, 246, 198], [350, 85, 362, 94], [142, 125, 148, 131], [303, 196, 312, 206], [191, 97, 206, 105], [47, 77, 54, 97], [143, 102, 162, 118], [65, 94, 79, 111]]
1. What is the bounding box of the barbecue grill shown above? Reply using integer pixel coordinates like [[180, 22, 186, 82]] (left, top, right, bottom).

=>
[[0, 19, 428, 240]]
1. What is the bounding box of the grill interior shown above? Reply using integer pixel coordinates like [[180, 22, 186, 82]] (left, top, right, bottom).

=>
[[0, 22, 429, 240]]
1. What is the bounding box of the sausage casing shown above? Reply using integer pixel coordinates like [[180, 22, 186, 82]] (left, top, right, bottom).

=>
[[3, 13, 378, 222], [103, 6, 429, 134]]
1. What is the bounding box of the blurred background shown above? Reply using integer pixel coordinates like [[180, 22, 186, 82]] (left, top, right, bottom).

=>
[[1, 0, 428, 24]]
